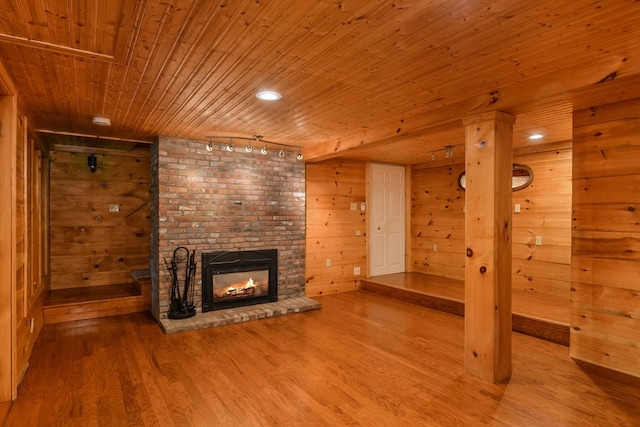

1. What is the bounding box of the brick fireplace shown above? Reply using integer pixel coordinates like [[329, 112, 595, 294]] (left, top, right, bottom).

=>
[[150, 136, 310, 329]]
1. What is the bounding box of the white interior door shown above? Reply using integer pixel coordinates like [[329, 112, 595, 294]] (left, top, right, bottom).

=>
[[369, 163, 405, 276]]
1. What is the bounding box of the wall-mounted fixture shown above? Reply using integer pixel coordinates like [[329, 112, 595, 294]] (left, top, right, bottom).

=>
[[88, 154, 97, 172], [205, 134, 304, 161], [457, 164, 534, 192]]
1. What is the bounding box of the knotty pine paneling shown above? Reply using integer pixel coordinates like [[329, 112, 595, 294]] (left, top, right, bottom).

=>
[[411, 164, 465, 280], [49, 148, 150, 290], [3, 1, 638, 163], [16, 116, 25, 323], [571, 98, 640, 378], [3, 97, 47, 400], [411, 145, 572, 323], [305, 159, 366, 296], [512, 147, 572, 313]]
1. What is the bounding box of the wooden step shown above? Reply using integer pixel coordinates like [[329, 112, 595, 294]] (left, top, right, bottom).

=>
[[43, 271, 152, 324], [360, 273, 570, 346]]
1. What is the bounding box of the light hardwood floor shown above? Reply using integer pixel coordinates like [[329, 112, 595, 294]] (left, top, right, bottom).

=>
[[4, 291, 640, 426]]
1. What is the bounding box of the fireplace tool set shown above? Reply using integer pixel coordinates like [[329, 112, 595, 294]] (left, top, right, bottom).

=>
[[165, 246, 197, 319]]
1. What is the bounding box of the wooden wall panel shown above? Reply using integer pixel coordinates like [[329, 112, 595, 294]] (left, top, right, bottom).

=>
[[411, 164, 465, 280], [15, 116, 25, 325], [410, 144, 572, 323], [0, 93, 17, 401], [16, 131, 46, 393], [511, 147, 572, 314], [0, 83, 47, 400], [571, 98, 640, 378], [49, 148, 151, 290], [305, 159, 367, 296]]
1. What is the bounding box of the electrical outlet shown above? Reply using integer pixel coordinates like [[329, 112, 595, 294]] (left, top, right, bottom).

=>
[[433, 244, 438, 252], [535, 236, 542, 246], [109, 204, 120, 213], [350, 202, 357, 211], [354, 266, 361, 275], [355, 230, 361, 236], [514, 203, 521, 213], [326, 258, 331, 267]]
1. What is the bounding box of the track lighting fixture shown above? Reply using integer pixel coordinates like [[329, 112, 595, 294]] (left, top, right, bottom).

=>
[[445, 145, 454, 158], [428, 144, 464, 161], [204, 135, 304, 161]]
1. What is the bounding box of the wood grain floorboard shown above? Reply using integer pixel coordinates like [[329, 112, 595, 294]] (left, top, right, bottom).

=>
[[5, 291, 640, 426]]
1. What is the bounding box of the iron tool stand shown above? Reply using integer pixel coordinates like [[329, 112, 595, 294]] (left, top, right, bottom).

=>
[[165, 246, 197, 319]]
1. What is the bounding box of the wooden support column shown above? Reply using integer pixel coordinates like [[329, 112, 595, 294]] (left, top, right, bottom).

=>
[[463, 111, 515, 383]]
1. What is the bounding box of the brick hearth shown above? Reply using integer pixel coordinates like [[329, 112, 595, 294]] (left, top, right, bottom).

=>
[[159, 296, 320, 334]]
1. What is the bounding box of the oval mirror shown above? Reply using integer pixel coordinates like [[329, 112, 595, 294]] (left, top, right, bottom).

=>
[[457, 164, 533, 192]]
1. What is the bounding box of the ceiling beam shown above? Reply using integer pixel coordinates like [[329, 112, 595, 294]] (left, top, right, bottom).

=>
[[0, 33, 116, 62]]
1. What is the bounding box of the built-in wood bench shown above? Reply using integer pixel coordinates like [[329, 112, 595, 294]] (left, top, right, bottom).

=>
[[360, 272, 570, 346], [43, 269, 151, 324]]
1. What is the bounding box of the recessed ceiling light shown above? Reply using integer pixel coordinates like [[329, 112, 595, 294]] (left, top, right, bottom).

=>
[[256, 91, 282, 101], [92, 116, 111, 126], [529, 133, 544, 140]]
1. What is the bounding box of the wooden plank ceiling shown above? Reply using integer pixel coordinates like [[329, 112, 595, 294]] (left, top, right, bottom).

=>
[[0, 0, 639, 164]]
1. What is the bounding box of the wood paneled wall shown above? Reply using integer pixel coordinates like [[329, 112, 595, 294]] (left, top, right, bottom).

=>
[[411, 164, 466, 280], [14, 119, 47, 395], [49, 148, 151, 290], [571, 98, 640, 378], [411, 144, 573, 321], [305, 159, 367, 296], [0, 90, 17, 402], [0, 60, 48, 401], [512, 145, 572, 302]]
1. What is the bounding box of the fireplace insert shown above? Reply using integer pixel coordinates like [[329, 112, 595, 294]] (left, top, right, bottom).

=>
[[201, 249, 278, 312]]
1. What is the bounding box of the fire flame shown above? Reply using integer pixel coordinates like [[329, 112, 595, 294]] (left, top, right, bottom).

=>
[[224, 278, 257, 297]]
